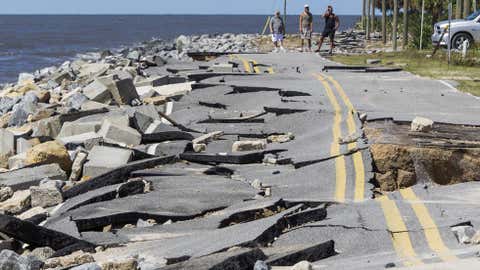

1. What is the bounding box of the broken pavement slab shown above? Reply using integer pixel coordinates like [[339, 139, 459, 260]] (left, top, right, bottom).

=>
[[0, 214, 95, 252], [0, 163, 67, 191]]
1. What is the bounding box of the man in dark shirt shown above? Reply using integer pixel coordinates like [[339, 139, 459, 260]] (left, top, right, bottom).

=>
[[316, 5, 340, 55]]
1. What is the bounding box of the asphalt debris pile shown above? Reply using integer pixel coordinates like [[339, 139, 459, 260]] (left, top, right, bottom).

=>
[[0, 35, 336, 270]]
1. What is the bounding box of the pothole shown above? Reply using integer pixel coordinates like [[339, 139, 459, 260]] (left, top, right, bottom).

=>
[[365, 119, 480, 191]]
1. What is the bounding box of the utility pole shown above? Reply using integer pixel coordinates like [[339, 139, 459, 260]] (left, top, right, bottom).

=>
[[382, 0, 386, 44], [393, 0, 398, 51], [474, 0, 477, 12], [284, 0, 287, 30], [403, 0, 409, 48]]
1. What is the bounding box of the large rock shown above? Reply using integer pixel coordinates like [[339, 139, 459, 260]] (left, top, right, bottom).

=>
[[232, 140, 267, 152], [0, 250, 41, 270], [70, 151, 88, 181], [30, 186, 63, 208], [0, 190, 31, 215], [44, 251, 94, 269], [65, 93, 88, 110], [98, 119, 141, 146], [0, 186, 13, 202], [29, 247, 55, 261], [83, 146, 133, 178], [25, 141, 72, 173], [100, 258, 138, 270], [31, 116, 62, 138], [411, 117, 434, 132]]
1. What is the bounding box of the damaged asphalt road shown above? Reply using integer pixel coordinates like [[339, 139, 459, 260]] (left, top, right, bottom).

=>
[[1, 49, 480, 270]]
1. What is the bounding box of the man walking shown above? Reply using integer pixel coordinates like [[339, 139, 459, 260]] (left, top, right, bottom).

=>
[[270, 11, 285, 52], [316, 5, 340, 55], [299, 4, 313, 52]]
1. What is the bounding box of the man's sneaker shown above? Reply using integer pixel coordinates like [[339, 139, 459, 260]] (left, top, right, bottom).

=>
[[273, 47, 279, 53], [280, 46, 286, 52]]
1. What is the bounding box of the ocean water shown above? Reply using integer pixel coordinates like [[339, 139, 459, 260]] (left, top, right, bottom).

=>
[[0, 15, 360, 84]]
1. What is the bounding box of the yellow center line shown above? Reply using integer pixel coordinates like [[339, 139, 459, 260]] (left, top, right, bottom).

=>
[[233, 55, 252, 73], [267, 67, 275, 74], [252, 60, 261, 73], [378, 195, 424, 266], [400, 188, 458, 262], [316, 74, 346, 203], [326, 76, 366, 202]]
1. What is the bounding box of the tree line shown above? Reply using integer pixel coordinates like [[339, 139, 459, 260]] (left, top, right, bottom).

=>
[[361, 0, 478, 50]]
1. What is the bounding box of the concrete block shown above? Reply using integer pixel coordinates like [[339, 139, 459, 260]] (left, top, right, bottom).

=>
[[152, 82, 193, 98], [98, 120, 141, 146], [69, 151, 88, 181], [145, 120, 181, 134], [132, 112, 154, 134], [0, 129, 15, 157], [82, 79, 112, 104], [17, 138, 40, 153], [98, 76, 139, 105], [232, 140, 267, 152], [8, 152, 27, 170], [83, 146, 133, 178], [57, 132, 103, 148], [80, 101, 109, 111], [192, 131, 224, 145], [57, 121, 101, 138], [134, 75, 169, 87], [210, 63, 234, 73]]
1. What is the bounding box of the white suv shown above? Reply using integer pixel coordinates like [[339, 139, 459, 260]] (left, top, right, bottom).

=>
[[432, 11, 480, 50]]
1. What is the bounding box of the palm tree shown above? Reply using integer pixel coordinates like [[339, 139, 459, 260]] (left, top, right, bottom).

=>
[[456, 0, 463, 18], [403, 0, 409, 48], [393, 0, 398, 51], [382, 0, 387, 44], [474, 0, 477, 11], [371, 0, 376, 34], [464, 0, 471, 17], [366, 0, 371, 39], [363, 0, 367, 30]]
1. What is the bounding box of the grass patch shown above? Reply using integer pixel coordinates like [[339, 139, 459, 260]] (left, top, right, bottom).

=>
[[331, 49, 480, 96]]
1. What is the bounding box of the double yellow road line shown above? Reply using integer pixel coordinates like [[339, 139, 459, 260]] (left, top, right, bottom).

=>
[[316, 74, 365, 203], [315, 73, 457, 266], [230, 55, 274, 74]]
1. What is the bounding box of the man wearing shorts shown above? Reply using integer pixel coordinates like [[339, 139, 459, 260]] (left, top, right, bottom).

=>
[[316, 5, 340, 55], [299, 5, 313, 52], [270, 11, 285, 52]]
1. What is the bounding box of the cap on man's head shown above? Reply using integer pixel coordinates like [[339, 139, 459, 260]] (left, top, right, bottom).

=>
[[304, 4, 309, 8]]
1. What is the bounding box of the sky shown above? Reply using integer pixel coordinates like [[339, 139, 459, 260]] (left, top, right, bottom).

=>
[[1, 0, 362, 15]]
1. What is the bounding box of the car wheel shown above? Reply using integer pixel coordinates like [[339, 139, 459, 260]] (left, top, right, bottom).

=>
[[452, 33, 473, 50]]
